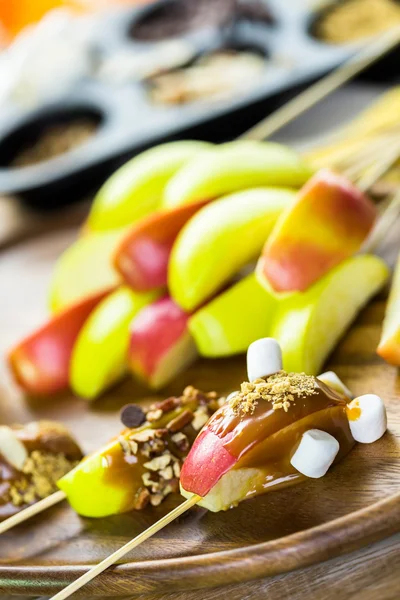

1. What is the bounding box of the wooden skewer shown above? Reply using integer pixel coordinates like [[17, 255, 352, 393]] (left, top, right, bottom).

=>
[[49, 494, 201, 600], [0, 490, 66, 535], [341, 131, 400, 180], [341, 137, 400, 192], [241, 26, 400, 142], [364, 191, 400, 254]]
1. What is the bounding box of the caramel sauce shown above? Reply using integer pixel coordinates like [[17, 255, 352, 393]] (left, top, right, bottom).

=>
[[101, 443, 146, 513], [13, 422, 82, 460], [236, 405, 354, 499], [208, 379, 347, 461], [101, 407, 201, 513], [347, 402, 362, 421]]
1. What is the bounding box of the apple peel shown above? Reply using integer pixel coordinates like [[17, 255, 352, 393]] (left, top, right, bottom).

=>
[[257, 169, 377, 294]]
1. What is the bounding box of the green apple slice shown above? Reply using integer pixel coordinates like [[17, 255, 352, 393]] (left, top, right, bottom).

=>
[[163, 141, 312, 209], [169, 187, 296, 311], [271, 254, 389, 374], [49, 229, 125, 313], [58, 439, 127, 517], [70, 286, 159, 399], [189, 274, 277, 357], [87, 141, 212, 232]]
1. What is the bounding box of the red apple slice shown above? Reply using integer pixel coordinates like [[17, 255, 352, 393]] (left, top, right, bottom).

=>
[[128, 296, 197, 389], [257, 169, 377, 293], [8, 289, 111, 395], [114, 200, 208, 292]]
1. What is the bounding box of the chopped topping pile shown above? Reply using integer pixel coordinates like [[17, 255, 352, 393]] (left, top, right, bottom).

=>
[[119, 386, 223, 509], [8, 451, 79, 508], [229, 371, 318, 416]]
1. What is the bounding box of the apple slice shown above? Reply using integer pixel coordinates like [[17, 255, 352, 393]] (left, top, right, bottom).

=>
[[271, 254, 389, 375], [58, 388, 223, 517], [70, 287, 160, 400], [188, 274, 277, 357], [49, 229, 125, 313], [128, 296, 197, 389], [87, 141, 212, 232], [257, 169, 377, 294], [377, 253, 400, 365], [114, 200, 208, 292], [181, 376, 354, 510], [8, 290, 109, 395], [169, 187, 296, 311], [163, 141, 312, 209]]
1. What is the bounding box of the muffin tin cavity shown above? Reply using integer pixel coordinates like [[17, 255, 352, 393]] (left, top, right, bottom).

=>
[[0, 107, 102, 170], [310, 0, 400, 45], [130, 0, 238, 42]]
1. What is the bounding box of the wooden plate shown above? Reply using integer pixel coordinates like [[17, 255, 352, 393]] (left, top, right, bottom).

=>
[[0, 227, 399, 598]]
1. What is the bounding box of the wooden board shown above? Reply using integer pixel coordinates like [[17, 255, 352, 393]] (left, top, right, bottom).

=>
[[0, 225, 399, 598]]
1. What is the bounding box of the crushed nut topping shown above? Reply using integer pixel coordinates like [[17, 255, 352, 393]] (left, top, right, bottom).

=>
[[229, 371, 318, 416], [7, 451, 79, 508], [118, 386, 222, 509]]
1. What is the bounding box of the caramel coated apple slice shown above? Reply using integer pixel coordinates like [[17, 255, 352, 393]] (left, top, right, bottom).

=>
[[58, 387, 223, 517], [180, 372, 355, 511], [0, 421, 83, 521]]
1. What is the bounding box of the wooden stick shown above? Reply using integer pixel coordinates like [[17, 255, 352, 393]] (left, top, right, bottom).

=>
[[49, 494, 202, 600], [356, 140, 400, 193], [240, 26, 400, 142], [0, 490, 66, 534], [363, 191, 400, 254]]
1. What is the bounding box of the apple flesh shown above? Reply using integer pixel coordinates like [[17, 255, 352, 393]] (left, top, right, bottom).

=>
[[49, 229, 124, 313], [257, 169, 377, 294], [271, 254, 389, 374], [114, 200, 208, 292], [163, 141, 312, 209], [180, 379, 354, 511], [87, 141, 212, 232], [128, 296, 197, 389], [169, 187, 296, 311], [377, 253, 400, 365], [70, 286, 160, 400], [189, 274, 277, 357], [8, 290, 109, 395]]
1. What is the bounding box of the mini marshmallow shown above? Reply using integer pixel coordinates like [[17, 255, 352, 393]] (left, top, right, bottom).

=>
[[290, 429, 340, 479], [247, 338, 282, 382], [318, 371, 353, 399], [0, 426, 28, 470], [346, 394, 387, 444]]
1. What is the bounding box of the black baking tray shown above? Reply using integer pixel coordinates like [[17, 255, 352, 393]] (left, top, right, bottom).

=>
[[0, 0, 397, 210]]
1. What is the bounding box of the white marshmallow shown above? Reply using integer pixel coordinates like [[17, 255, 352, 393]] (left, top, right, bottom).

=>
[[0, 426, 28, 470], [247, 338, 283, 382], [290, 429, 340, 479], [346, 394, 387, 444], [318, 371, 353, 399]]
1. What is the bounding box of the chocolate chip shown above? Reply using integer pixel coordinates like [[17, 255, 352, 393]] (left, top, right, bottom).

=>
[[120, 404, 146, 428]]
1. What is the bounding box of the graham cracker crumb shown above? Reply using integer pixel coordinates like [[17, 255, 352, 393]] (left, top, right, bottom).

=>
[[8, 450, 78, 507], [229, 371, 317, 416]]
